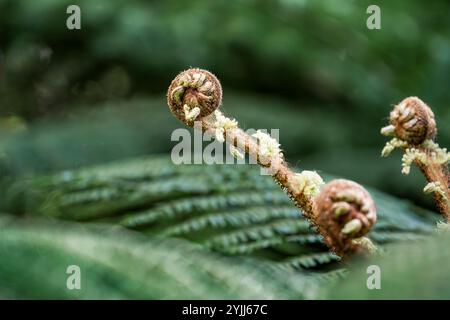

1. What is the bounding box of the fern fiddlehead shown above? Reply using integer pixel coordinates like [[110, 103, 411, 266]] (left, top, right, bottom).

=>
[[167, 68, 377, 256], [381, 97, 450, 222], [168, 68, 223, 126], [315, 179, 377, 254]]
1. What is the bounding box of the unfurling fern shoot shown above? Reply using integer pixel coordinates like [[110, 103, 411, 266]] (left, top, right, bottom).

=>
[[381, 97, 450, 222], [167, 68, 377, 257]]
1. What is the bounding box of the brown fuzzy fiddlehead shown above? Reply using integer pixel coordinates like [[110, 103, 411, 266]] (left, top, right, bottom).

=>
[[167, 68, 378, 257], [381, 96, 450, 222], [167, 68, 222, 126], [315, 179, 377, 255], [386, 97, 436, 145]]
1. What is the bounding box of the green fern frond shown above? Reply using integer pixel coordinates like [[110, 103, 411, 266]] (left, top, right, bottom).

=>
[[203, 219, 311, 249], [0, 218, 318, 299], [215, 234, 324, 255], [369, 231, 428, 244], [11, 163, 278, 221], [372, 220, 433, 233], [276, 252, 341, 271], [313, 269, 349, 283], [159, 207, 301, 237], [2, 155, 439, 273], [120, 190, 291, 228]]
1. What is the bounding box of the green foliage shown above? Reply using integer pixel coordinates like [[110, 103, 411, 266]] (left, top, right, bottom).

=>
[[2, 0, 450, 122], [0, 155, 445, 298], [1, 0, 449, 300], [276, 252, 341, 272], [3, 156, 437, 272], [327, 231, 450, 299], [0, 217, 318, 299]]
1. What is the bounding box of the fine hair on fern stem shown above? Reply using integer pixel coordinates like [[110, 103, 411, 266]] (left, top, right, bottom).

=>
[[167, 68, 377, 257], [381, 97, 450, 222]]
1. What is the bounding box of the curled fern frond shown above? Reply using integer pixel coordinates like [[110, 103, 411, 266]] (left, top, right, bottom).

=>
[[381, 97, 450, 221]]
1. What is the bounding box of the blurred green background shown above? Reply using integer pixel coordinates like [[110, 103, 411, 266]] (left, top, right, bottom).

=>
[[1, 0, 449, 210]]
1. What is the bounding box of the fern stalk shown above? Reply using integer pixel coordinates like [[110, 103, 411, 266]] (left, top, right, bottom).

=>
[[167, 68, 378, 256]]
